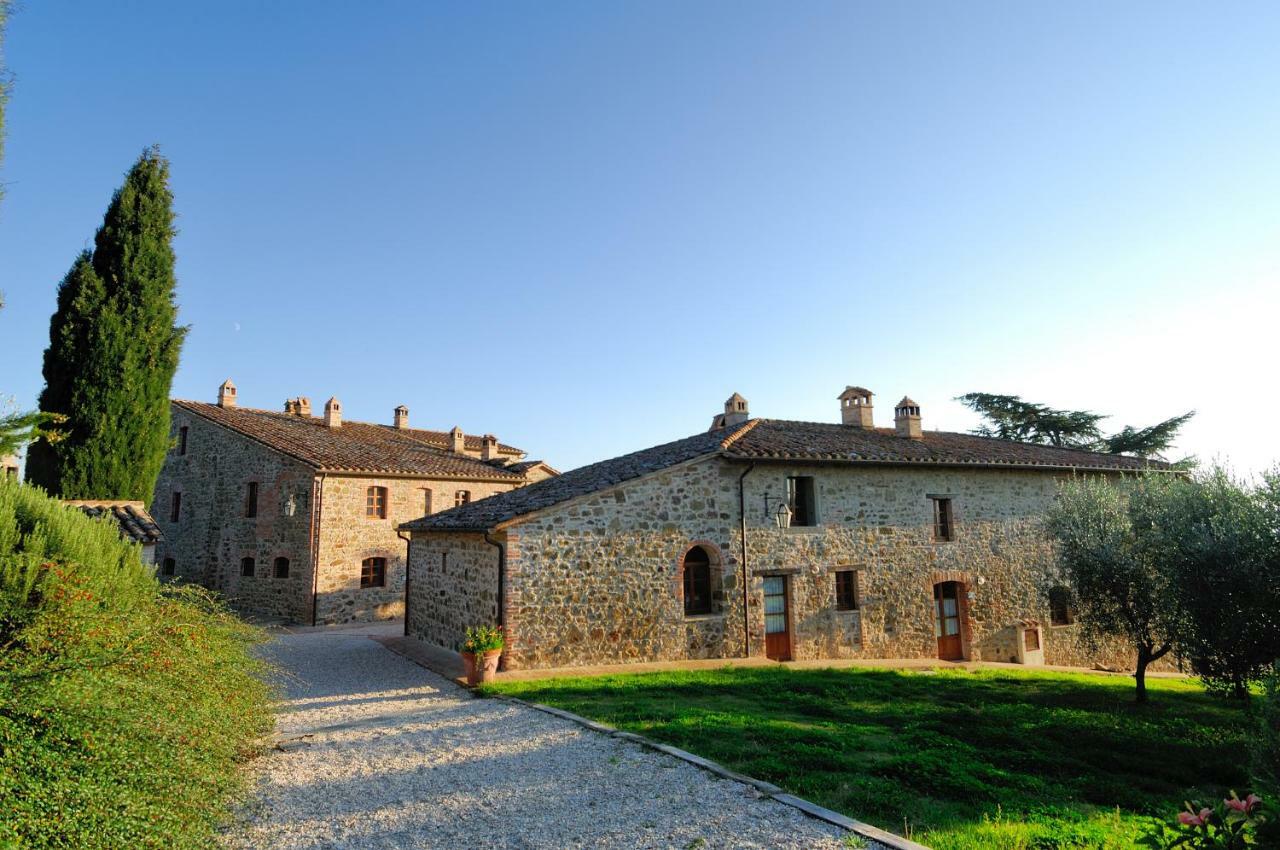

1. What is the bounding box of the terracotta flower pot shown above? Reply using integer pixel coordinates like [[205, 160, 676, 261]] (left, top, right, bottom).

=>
[[462, 649, 502, 685]]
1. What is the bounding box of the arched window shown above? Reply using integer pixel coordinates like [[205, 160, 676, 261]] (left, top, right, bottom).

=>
[[683, 546, 713, 616], [1049, 586, 1074, 626], [366, 486, 388, 519], [274, 557, 290, 579]]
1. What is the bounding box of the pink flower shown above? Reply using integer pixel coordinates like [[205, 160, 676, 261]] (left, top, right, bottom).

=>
[[1225, 793, 1262, 814], [1178, 808, 1213, 826]]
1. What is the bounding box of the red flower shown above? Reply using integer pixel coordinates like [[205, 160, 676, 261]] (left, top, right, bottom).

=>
[[1225, 793, 1261, 814], [1178, 808, 1213, 827]]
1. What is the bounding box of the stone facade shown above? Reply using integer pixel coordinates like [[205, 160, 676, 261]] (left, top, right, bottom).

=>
[[152, 398, 545, 624], [408, 456, 1146, 671]]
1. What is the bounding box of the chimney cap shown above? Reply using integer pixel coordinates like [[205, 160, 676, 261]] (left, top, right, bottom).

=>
[[838, 386, 873, 400], [896, 396, 919, 409], [395, 404, 409, 414]]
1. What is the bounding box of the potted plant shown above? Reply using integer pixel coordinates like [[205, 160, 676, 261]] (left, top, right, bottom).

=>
[[460, 624, 504, 685]]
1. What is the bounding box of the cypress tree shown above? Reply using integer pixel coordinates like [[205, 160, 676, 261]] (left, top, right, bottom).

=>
[[26, 147, 186, 499]]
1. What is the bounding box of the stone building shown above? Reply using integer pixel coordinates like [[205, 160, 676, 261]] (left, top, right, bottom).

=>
[[402, 387, 1168, 671], [151, 380, 556, 624]]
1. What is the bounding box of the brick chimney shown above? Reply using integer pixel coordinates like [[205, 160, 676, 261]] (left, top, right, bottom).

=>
[[894, 396, 922, 440], [394, 405, 409, 430], [217, 379, 237, 408], [723, 392, 749, 428], [481, 434, 499, 461], [839, 386, 874, 428], [284, 397, 312, 416], [324, 396, 342, 428], [449, 426, 465, 453]]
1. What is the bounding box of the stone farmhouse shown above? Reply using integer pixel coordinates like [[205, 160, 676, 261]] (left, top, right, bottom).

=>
[[151, 380, 556, 625], [401, 387, 1168, 672]]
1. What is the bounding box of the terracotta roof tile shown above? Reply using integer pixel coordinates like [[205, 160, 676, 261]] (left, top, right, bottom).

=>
[[174, 401, 527, 481], [404, 418, 1170, 532], [65, 500, 164, 545]]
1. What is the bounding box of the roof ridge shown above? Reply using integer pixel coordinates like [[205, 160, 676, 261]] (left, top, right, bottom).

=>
[[718, 417, 762, 450]]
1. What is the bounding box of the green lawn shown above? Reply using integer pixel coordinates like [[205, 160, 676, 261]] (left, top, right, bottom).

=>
[[481, 666, 1249, 850]]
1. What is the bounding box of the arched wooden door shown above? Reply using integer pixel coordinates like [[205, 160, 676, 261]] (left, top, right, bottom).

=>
[[933, 581, 964, 660]]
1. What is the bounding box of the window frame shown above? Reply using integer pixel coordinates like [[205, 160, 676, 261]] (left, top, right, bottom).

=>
[[454, 490, 471, 508], [834, 569, 859, 611], [245, 481, 259, 518], [241, 557, 255, 577], [786, 476, 818, 527], [930, 496, 955, 542], [682, 546, 713, 616], [366, 486, 388, 519], [360, 556, 387, 589], [421, 488, 433, 515], [273, 557, 290, 579]]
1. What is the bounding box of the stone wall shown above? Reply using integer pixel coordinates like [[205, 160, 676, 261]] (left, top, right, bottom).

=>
[[314, 475, 516, 625], [412, 456, 1153, 672], [405, 533, 501, 651], [151, 409, 316, 622]]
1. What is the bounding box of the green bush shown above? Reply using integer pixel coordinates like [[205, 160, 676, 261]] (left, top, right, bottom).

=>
[[0, 478, 273, 848], [1252, 670, 1280, 844]]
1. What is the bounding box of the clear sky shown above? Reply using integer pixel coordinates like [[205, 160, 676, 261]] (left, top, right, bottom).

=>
[[1, 2, 1277, 475]]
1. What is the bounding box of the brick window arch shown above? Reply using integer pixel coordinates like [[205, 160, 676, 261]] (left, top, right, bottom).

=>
[[680, 544, 723, 617]]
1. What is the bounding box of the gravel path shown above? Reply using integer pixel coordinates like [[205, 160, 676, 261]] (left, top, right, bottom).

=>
[[223, 626, 853, 850]]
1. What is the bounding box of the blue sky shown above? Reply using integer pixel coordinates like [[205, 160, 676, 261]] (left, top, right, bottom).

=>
[[1, 2, 1276, 474]]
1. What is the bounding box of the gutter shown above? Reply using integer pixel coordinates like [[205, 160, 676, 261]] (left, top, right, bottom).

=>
[[737, 462, 755, 658], [310, 473, 327, 626]]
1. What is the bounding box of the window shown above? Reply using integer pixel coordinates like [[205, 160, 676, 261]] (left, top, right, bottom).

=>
[[241, 557, 255, 577], [1024, 627, 1041, 651], [361, 557, 386, 589], [1049, 586, 1075, 626], [682, 546, 712, 616], [787, 476, 817, 526], [455, 490, 471, 508], [245, 482, 258, 518], [931, 497, 954, 542], [421, 488, 433, 515], [835, 570, 859, 611], [178, 426, 188, 455], [161, 557, 175, 576], [170, 492, 182, 523], [366, 486, 388, 519], [274, 557, 290, 579]]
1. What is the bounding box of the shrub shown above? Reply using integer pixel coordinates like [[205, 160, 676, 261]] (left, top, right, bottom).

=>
[[0, 478, 273, 848]]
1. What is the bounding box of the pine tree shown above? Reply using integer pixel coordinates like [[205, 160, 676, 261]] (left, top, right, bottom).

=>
[[26, 148, 186, 499]]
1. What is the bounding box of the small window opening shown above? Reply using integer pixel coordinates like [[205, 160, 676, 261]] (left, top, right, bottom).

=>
[[161, 557, 175, 576], [361, 557, 386, 589], [1049, 586, 1075, 626], [178, 426, 188, 456], [241, 557, 255, 577], [170, 492, 182, 523], [835, 569, 859, 611], [366, 486, 388, 519], [455, 490, 471, 507], [931, 497, 954, 542], [787, 477, 817, 527], [274, 557, 290, 579], [682, 546, 713, 616], [245, 482, 258, 518]]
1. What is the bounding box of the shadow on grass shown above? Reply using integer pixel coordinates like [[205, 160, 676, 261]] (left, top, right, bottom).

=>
[[484, 666, 1250, 849]]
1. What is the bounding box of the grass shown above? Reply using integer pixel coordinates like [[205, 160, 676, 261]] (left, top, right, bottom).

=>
[[481, 665, 1250, 849], [0, 479, 274, 848]]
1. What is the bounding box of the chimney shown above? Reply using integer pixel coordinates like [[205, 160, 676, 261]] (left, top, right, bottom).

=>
[[481, 434, 499, 461], [298, 397, 311, 417], [449, 426, 465, 453], [722, 392, 750, 428], [217, 379, 237, 408], [894, 396, 923, 440], [839, 386, 874, 428], [394, 405, 409, 430], [324, 396, 342, 428]]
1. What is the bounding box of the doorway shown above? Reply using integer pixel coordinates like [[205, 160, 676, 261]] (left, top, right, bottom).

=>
[[763, 575, 792, 661], [934, 581, 964, 660]]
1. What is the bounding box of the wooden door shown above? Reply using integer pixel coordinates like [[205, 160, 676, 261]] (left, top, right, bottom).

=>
[[934, 582, 964, 660], [764, 576, 792, 661]]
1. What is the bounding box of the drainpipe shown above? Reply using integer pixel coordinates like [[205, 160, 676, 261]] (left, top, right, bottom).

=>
[[310, 473, 327, 627], [737, 462, 756, 658], [398, 529, 412, 637]]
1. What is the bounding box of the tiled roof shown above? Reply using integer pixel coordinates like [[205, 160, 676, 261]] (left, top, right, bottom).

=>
[[727, 420, 1169, 471], [403, 418, 1170, 532], [401, 426, 748, 531], [65, 500, 164, 545], [174, 401, 527, 481]]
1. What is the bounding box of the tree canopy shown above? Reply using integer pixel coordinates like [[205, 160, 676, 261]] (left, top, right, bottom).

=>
[[957, 392, 1193, 459], [25, 148, 185, 499]]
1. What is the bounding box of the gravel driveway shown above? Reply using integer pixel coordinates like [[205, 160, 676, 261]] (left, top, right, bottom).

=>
[[222, 625, 852, 850]]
